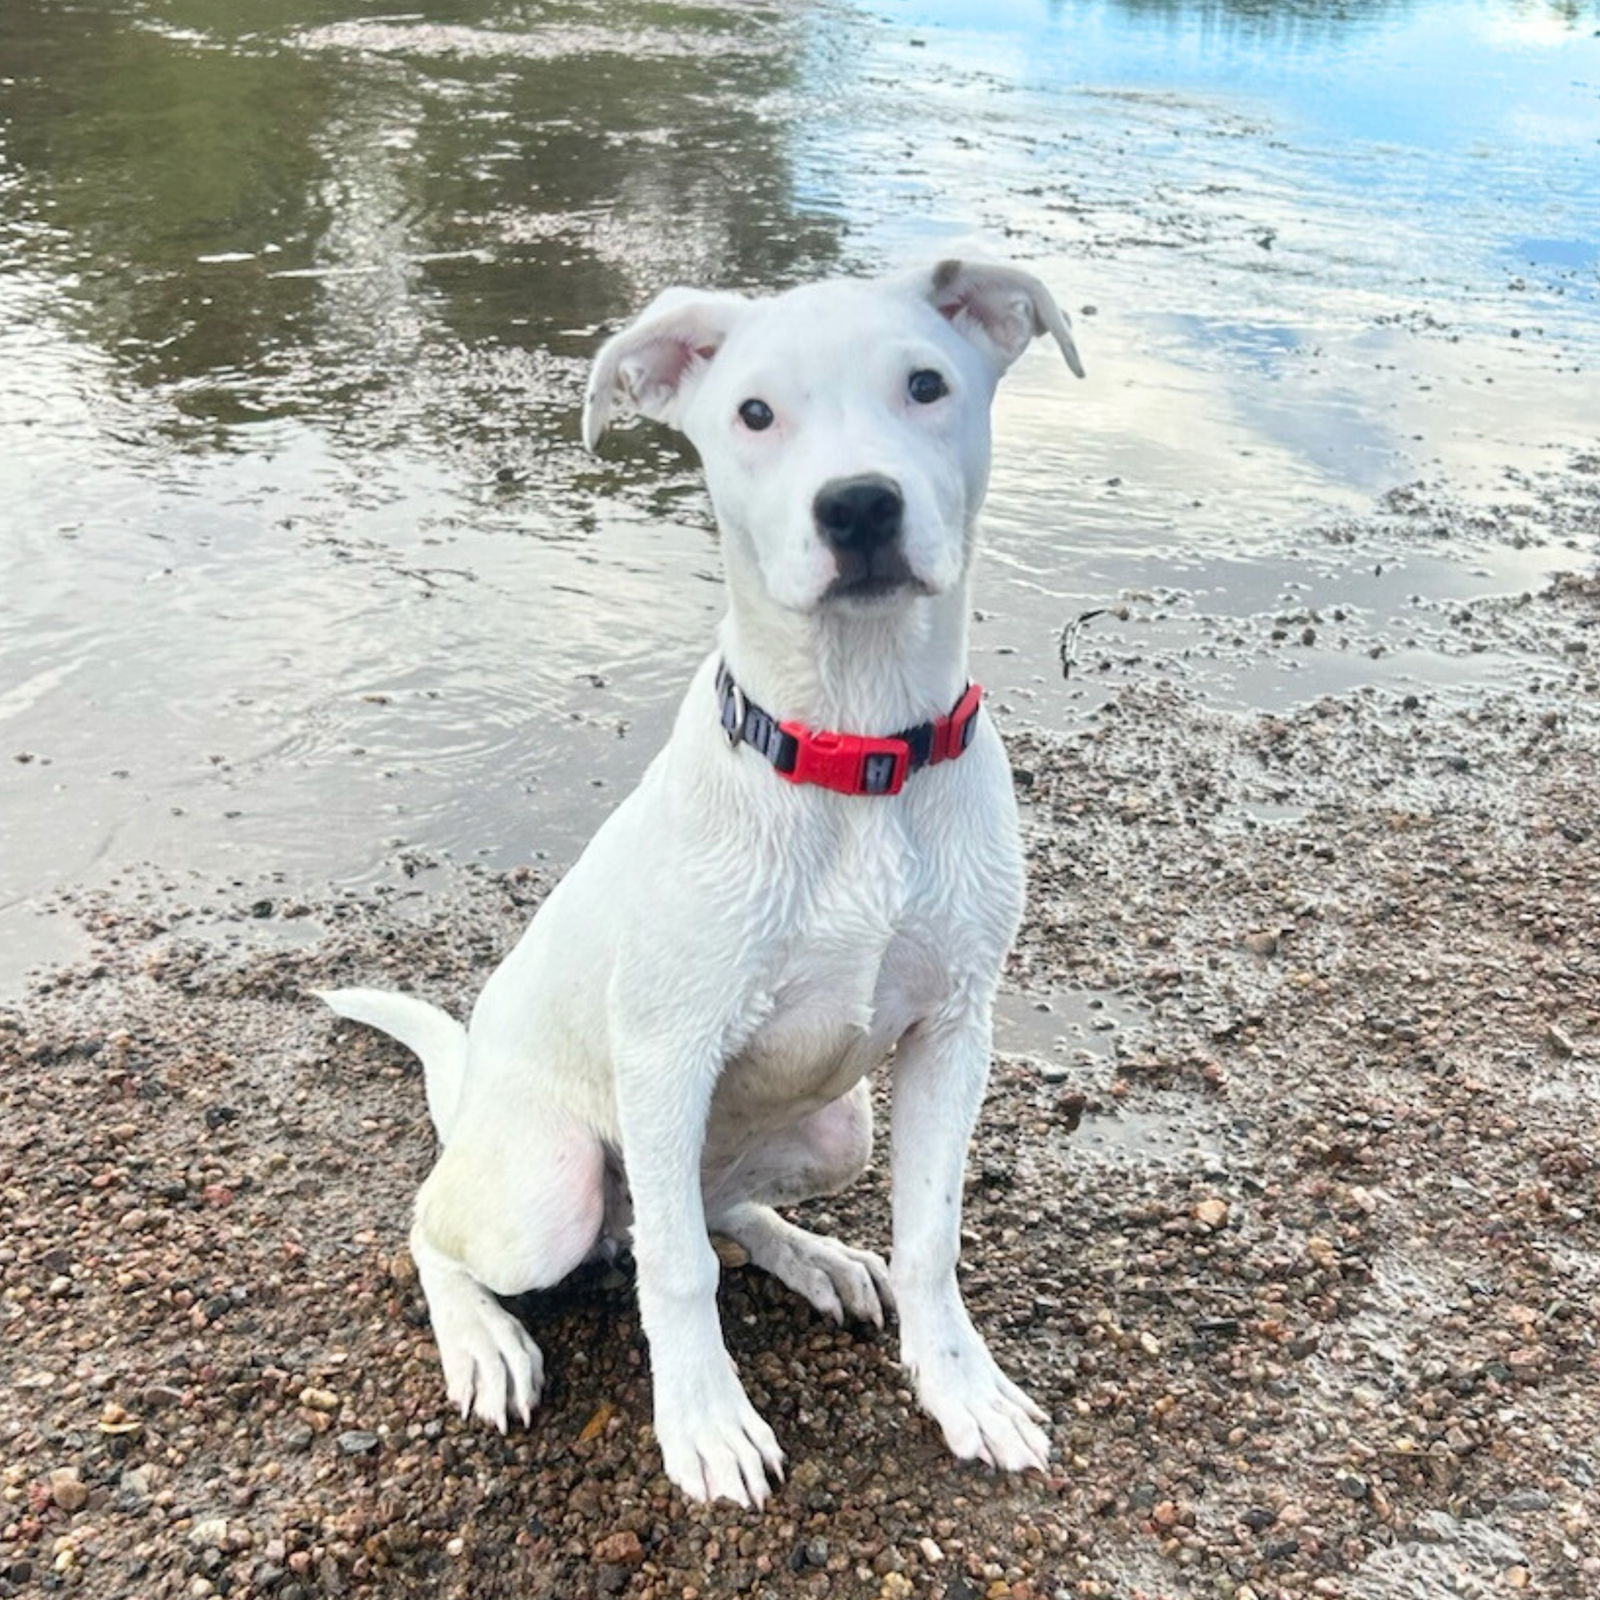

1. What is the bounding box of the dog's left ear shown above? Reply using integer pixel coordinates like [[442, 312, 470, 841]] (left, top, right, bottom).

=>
[[582, 287, 749, 450], [912, 259, 1085, 379]]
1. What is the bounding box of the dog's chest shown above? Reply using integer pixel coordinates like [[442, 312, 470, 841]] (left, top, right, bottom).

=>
[[724, 817, 942, 1113]]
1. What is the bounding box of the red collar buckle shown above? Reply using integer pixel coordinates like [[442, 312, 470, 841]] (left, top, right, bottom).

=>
[[779, 727, 910, 796]]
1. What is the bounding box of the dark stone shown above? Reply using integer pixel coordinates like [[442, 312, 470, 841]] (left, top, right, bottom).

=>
[[336, 1430, 380, 1457], [1502, 1489, 1553, 1512], [1055, 1091, 1086, 1133]]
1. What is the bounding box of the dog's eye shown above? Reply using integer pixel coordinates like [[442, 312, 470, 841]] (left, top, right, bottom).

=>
[[738, 399, 775, 432], [908, 369, 948, 405]]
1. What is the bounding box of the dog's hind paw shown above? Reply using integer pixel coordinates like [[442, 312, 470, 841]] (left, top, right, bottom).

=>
[[775, 1231, 892, 1327], [438, 1298, 545, 1431], [720, 1204, 893, 1328], [413, 1230, 545, 1431]]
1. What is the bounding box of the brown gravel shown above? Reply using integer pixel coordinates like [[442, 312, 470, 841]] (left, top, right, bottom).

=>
[[2, 562, 1598, 1600]]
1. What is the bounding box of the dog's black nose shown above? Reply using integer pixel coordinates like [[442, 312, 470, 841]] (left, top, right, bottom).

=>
[[813, 475, 904, 551]]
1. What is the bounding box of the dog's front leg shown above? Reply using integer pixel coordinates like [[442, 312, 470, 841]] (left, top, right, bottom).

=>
[[890, 1002, 1051, 1473], [615, 1036, 785, 1508]]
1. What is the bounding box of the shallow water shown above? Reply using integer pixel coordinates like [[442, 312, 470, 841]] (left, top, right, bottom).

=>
[[2, 0, 1598, 987]]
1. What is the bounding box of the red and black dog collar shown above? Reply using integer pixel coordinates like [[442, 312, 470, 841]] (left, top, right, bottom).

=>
[[715, 663, 983, 797]]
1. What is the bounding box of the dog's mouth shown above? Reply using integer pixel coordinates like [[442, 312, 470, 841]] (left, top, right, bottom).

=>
[[822, 547, 925, 605]]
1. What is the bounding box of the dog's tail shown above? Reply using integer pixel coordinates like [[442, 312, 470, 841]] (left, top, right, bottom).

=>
[[316, 987, 467, 1142]]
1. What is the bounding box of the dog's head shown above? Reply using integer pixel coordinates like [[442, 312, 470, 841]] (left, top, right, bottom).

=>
[[583, 260, 1083, 616]]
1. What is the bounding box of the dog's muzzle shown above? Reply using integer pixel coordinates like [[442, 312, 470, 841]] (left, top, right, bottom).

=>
[[813, 474, 916, 598]]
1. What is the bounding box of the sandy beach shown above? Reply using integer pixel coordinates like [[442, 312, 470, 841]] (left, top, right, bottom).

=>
[[4, 468, 1597, 1599]]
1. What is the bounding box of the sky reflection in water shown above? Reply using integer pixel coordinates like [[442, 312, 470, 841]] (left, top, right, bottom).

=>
[[0, 0, 1596, 981]]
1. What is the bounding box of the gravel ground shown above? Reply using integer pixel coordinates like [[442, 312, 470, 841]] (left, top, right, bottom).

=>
[[2, 500, 1598, 1600]]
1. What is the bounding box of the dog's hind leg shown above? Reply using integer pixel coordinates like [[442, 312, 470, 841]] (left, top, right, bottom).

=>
[[410, 1104, 605, 1430], [706, 1082, 893, 1327], [319, 986, 606, 1429]]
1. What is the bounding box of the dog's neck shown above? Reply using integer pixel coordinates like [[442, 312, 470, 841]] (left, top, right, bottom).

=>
[[717, 579, 973, 736]]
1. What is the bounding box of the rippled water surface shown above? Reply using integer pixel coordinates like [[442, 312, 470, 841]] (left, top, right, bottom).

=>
[[2, 0, 1598, 984]]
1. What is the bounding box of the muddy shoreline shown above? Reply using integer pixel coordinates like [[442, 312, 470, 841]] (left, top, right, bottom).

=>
[[3, 485, 1597, 1599]]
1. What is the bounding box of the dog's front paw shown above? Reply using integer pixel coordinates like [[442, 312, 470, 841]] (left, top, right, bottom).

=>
[[655, 1369, 785, 1508], [905, 1331, 1050, 1473]]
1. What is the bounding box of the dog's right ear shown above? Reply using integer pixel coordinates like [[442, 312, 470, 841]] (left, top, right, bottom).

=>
[[907, 259, 1085, 380], [582, 288, 749, 451]]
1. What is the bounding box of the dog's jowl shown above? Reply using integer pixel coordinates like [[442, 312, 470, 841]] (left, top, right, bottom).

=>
[[321, 259, 1084, 1507]]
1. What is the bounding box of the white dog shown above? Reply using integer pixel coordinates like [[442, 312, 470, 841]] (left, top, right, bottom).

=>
[[321, 259, 1083, 1507]]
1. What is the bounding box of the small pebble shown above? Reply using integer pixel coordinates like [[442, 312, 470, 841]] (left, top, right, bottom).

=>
[[49, 1470, 87, 1513], [590, 1531, 643, 1566]]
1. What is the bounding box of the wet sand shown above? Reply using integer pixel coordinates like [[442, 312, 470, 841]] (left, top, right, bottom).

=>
[[3, 472, 1596, 1599]]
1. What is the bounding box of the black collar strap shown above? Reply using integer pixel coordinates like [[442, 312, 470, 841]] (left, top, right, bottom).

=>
[[715, 662, 983, 797]]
